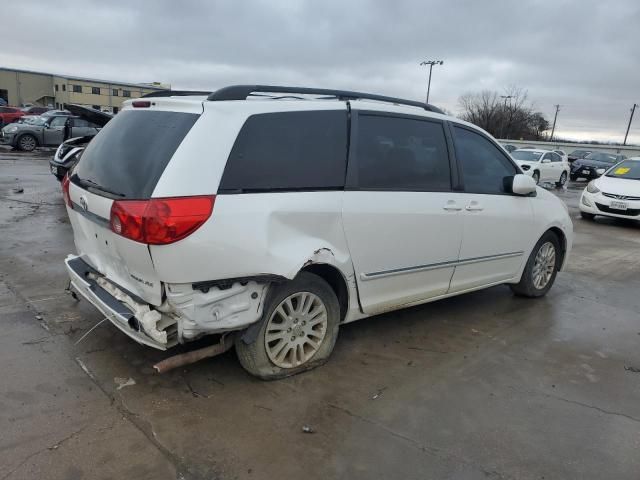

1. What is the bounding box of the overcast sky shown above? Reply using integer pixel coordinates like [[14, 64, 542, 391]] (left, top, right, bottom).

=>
[[3, 0, 639, 142]]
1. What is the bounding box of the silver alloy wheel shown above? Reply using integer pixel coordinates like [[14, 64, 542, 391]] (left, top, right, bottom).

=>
[[19, 135, 36, 151], [532, 241, 556, 289], [264, 291, 328, 369], [533, 171, 540, 184]]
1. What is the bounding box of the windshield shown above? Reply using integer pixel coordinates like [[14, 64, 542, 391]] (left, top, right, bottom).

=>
[[584, 152, 618, 163], [569, 150, 589, 156], [512, 150, 542, 161], [26, 117, 46, 126], [73, 110, 199, 198], [605, 160, 640, 180]]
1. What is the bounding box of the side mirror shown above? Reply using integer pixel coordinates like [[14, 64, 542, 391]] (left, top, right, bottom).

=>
[[541, 158, 551, 163], [504, 174, 537, 196]]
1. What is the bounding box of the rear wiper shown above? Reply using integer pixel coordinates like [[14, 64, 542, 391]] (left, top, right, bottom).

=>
[[75, 176, 125, 198]]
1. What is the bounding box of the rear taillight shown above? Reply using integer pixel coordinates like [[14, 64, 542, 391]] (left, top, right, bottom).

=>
[[109, 196, 215, 245], [62, 175, 72, 208]]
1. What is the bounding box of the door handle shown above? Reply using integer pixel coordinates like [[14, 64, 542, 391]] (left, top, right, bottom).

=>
[[443, 200, 462, 211], [465, 201, 483, 211]]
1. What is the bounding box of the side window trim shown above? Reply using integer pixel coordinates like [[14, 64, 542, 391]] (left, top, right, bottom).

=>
[[345, 109, 454, 192], [450, 122, 521, 196]]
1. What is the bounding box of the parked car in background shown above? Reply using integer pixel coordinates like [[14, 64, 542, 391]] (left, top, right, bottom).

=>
[[62, 85, 573, 379], [570, 152, 626, 181], [49, 105, 112, 179], [511, 149, 569, 186], [41, 109, 71, 117], [16, 115, 41, 124], [501, 143, 517, 153], [579, 158, 640, 221], [50, 136, 92, 180], [567, 149, 592, 163], [21, 106, 51, 115], [0, 97, 7, 106], [1, 109, 106, 152], [553, 150, 568, 162], [0, 106, 25, 128]]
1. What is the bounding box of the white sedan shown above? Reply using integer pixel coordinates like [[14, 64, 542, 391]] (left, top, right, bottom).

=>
[[580, 158, 640, 221], [511, 149, 570, 186]]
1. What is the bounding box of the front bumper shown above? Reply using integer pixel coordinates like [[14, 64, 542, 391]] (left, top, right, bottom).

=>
[[0, 132, 15, 146], [579, 191, 640, 219], [571, 165, 603, 179], [65, 255, 174, 350]]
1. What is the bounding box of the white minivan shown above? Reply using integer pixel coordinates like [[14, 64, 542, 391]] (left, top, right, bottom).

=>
[[63, 85, 573, 379]]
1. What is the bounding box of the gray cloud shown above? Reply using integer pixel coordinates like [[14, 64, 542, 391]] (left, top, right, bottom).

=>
[[2, 0, 639, 141]]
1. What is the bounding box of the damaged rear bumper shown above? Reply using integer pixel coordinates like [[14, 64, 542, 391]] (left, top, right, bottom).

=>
[[66, 255, 174, 349], [65, 255, 270, 350]]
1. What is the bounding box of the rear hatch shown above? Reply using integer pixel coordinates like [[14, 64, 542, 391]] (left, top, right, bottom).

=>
[[67, 105, 201, 305]]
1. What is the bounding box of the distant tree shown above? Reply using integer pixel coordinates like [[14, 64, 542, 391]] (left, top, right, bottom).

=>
[[458, 87, 550, 140]]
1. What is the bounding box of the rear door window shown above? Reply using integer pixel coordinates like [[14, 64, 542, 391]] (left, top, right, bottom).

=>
[[354, 114, 451, 191], [219, 110, 347, 192], [73, 110, 199, 198]]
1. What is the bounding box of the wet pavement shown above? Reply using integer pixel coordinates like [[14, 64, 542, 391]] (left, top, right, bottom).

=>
[[1, 148, 639, 480]]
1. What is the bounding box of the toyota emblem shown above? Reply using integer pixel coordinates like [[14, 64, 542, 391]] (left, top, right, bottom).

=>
[[79, 196, 88, 211]]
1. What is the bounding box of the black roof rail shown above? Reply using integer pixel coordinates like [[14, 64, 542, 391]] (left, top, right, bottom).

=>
[[141, 90, 212, 98], [206, 85, 444, 114]]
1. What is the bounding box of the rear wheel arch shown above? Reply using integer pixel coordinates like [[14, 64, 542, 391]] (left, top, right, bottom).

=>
[[300, 263, 349, 322]]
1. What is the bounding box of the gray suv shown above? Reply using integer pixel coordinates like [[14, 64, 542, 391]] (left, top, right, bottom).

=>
[[0, 115, 103, 151]]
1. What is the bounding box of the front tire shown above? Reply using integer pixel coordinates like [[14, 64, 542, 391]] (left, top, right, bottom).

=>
[[532, 171, 540, 184], [17, 134, 37, 152], [235, 272, 340, 380], [510, 231, 561, 298], [556, 171, 567, 187]]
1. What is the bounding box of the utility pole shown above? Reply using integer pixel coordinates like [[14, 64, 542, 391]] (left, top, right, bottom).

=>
[[420, 60, 443, 104], [499, 95, 513, 139], [623, 103, 637, 146], [550, 104, 560, 142]]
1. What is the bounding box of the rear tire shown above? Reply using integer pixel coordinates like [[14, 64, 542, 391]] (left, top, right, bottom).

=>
[[581, 212, 596, 220], [510, 231, 561, 298], [235, 272, 340, 380]]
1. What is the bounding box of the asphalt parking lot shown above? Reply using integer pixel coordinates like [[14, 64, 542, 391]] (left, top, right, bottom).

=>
[[1, 148, 639, 480]]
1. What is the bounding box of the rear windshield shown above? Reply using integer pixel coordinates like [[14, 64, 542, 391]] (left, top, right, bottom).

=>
[[72, 110, 199, 198], [512, 150, 542, 161]]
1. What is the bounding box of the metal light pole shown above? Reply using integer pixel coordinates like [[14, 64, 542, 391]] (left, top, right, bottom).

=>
[[499, 95, 513, 139], [623, 103, 637, 146], [550, 104, 561, 142], [420, 60, 443, 104]]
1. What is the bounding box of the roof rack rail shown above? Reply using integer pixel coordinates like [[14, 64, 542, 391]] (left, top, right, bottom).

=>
[[141, 90, 212, 98], [206, 85, 444, 114]]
